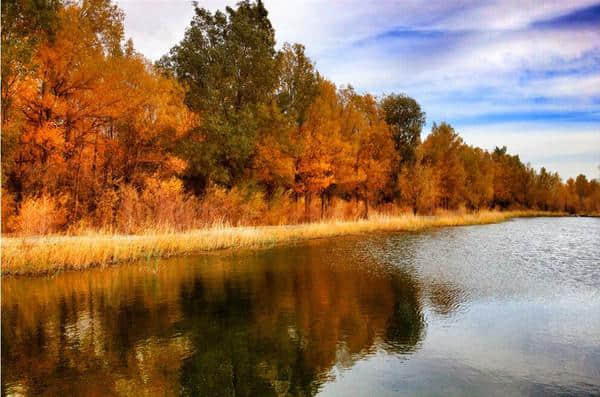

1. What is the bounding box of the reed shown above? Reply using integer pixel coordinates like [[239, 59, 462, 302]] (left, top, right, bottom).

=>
[[1, 210, 562, 276]]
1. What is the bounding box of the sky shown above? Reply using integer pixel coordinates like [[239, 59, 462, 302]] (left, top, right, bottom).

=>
[[116, 0, 600, 180]]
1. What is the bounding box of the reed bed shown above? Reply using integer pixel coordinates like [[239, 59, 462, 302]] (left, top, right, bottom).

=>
[[1, 210, 561, 276]]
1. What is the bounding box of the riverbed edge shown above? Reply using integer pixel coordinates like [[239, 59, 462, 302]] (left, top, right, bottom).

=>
[[0, 211, 576, 277]]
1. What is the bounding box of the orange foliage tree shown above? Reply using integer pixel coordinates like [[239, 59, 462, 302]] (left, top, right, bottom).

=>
[[3, 1, 191, 232], [294, 80, 344, 220], [338, 88, 396, 218]]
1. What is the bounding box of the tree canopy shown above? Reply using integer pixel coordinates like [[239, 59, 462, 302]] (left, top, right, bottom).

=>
[[2, 0, 598, 234]]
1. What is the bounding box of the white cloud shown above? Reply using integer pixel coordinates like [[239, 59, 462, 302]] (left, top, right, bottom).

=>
[[524, 74, 600, 97], [314, 23, 600, 94], [433, 0, 599, 31], [117, 0, 237, 60]]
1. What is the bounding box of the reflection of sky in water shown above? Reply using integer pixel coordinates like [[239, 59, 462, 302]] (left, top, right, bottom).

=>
[[2, 217, 599, 396], [364, 217, 600, 299], [322, 299, 600, 397], [324, 217, 600, 396]]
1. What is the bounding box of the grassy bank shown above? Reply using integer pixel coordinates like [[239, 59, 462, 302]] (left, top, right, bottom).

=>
[[2, 210, 562, 276]]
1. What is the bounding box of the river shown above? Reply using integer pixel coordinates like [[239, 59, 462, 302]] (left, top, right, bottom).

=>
[[2, 217, 599, 396]]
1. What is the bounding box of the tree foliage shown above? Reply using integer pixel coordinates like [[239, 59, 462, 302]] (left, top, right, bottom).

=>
[[160, 0, 278, 189], [2, 0, 598, 234], [381, 93, 425, 166]]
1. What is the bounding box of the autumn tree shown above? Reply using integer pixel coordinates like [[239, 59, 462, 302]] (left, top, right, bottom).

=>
[[460, 145, 494, 210], [575, 174, 589, 203], [295, 80, 344, 220], [6, 1, 125, 208], [421, 123, 466, 209], [3, 0, 191, 230], [397, 147, 439, 214], [491, 146, 533, 208], [251, 103, 296, 196], [251, 42, 319, 198], [533, 167, 562, 211], [563, 174, 599, 213], [380, 93, 425, 201], [1, 0, 62, 202], [586, 179, 600, 213], [1, 0, 61, 124], [338, 89, 396, 218]]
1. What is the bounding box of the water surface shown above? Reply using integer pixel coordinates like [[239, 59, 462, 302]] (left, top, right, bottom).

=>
[[2, 217, 599, 396]]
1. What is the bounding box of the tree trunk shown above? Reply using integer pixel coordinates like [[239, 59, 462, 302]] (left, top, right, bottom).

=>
[[91, 131, 99, 196], [304, 192, 311, 222]]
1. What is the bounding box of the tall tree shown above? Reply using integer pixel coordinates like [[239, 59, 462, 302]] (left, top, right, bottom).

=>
[[380, 94, 425, 166], [251, 103, 296, 195], [421, 122, 466, 209], [460, 145, 494, 210], [339, 88, 396, 218], [276, 43, 319, 126], [4, 0, 190, 223], [397, 148, 440, 215], [250, 42, 319, 197], [491, 146, 531, 208], [6, 1, 125, 204], [1, 0, 62, 188], [161, 0, 278, 190], [575, 174, 589, 208], [294, 80, 343, 220], [380, 94, 425, 202], [1, 0, 61, 125]]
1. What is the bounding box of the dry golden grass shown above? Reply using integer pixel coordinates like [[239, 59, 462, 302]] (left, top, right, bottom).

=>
[[1, 210, 562, 276]]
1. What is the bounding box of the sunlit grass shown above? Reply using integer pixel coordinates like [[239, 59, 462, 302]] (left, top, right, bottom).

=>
[[1, 210, 563, 276]]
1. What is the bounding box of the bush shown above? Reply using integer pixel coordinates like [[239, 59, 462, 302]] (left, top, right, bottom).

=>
[[1, 190, 16, 233], [198, 185, 267, 226], [11, 194, 68, 235], [141, 177, 198, 231], [114, 177, 200, 233]]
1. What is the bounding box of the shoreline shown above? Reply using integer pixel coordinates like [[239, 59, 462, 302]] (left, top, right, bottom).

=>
[[1, 211, 568, 277]]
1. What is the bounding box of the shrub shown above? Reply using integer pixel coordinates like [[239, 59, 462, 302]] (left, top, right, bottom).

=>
[[198, 185, 267, 226], [113, 177, 200, 233], [1, 190, 16, 233], [140, 177, 198, 231], [11, 194, 68, 235]]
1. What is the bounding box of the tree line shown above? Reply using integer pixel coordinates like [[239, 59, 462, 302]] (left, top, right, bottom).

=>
[[2, 0, 598, 234]]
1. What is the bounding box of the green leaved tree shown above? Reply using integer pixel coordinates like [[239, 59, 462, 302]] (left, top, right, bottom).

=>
[[160, 0, 278, 191]]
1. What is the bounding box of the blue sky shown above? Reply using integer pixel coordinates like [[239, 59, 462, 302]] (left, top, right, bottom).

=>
[[118, 0, 599, 180]]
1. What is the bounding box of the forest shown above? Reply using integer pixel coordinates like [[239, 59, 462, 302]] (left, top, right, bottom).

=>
[[2, 0, 599, 236]]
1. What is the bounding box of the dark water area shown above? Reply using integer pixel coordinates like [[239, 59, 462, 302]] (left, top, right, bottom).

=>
[[2, 217, 600, 396]]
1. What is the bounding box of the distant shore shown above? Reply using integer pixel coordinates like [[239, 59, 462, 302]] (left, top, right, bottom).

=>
[[1, 211, 568, 276]]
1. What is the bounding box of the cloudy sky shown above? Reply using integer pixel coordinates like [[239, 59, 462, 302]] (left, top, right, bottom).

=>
[[116, 0, 600, 180]]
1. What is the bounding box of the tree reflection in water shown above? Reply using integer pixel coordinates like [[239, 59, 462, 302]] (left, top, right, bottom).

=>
[[2, 237, 458, 396]]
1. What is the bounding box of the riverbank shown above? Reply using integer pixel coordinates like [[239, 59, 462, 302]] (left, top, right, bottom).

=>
[[1, 210, 563, 276]]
